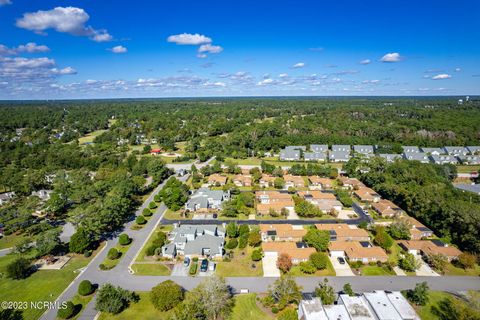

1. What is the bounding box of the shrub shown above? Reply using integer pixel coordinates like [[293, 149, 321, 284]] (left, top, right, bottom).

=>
[[83, 250, 92, 257], [78, 280, 94, 296], [136, 216, 146, 225], [142, 208, 152, 216], [154, 194, 162, 202], [310, 252, 328, 270], [277, 307, 297, 320], [248, 231, 262, 247], [225, 238, 238, 250], [238, 235, 248, 249], [457, 253, 476, 269], [238, 224, 250, 236], [148, 202, 158, 209], [6, 257, 31, 280], [119, 234, 132, 246], [107, 248, 120, 260], [271, 306, 279, 314], [57, 301, 75, 319], [277, 253, 292, 273], [145, 245, 157, 256], [251, 249, 263, 261], [150, 280, 184, 311], [95, 284, 138, 314], [299, 261, 316, 274]]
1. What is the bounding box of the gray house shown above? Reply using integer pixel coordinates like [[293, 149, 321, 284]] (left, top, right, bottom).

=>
[[31, 189, 53, 202], [0, 192, 15, 206], [403, 152, 429, 163], [466, 146, 480, 155], [353, 145, 374, 156], [457, 155, 480, 165], [420, 147, 444, 155], [329, 150, 351, 162], [162, 224, 225, 259], [185, 188, 230, 212], [402, 146, 420, 153], [304, 152, 327, 162], [443, 146, 467, 156], [378, 154, 402, 163], [310, 144, 328, 153], [429, 155, 458, 165], [279, 146, 305, 161], [332, 145, 351, 152]]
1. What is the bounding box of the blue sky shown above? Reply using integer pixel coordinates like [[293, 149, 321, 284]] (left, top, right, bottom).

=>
[[0, 0, 479, 99]]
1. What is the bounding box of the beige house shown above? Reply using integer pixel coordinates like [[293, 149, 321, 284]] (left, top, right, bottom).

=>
[[308, 176, 333, 190], [283, 174, 305, 188], [354, 187, 381, 203], [316, 224, 370, 242], [372, 199, 404, 218], [232, 174, 252, 187], [329, 241, 388, 263], [207, 174, 227, 186], [259, 224, 307, 242]]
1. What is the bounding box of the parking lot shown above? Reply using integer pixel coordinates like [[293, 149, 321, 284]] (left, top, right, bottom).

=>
[[329, 255, 355, 276]]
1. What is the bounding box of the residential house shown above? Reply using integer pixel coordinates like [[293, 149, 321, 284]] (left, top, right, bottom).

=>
[[259, 174, 275, 188], [262, 241, 316, 264], [0, 192, 15, 206], [372, 199, 404, 218], [329, 150, 351, 162], [420, 147, 444, 155], [338, 176, 364, 189], [308, 176, 333, 190], [329, 241, 388, 263], [283, 174, 305, 188], [455, 183, 480, 195], [429, 154, 458, 165], [354, 187, 381, 203], [310, 144, 328, 153], [378, 154, 402, 163], [279, 146, 305, 161], [338, 294, 379, 320], [259, 224, 307, 242], [316, 224, 370, 242], [332, 145, 351, 152], [31, 189, 53, 202], [402, 146, 420, 153], [353, 145, 374, 155], [298, 297, 330, 320], [466, 146, 480, 155], [443, 146, 468, 156], [162, 224, 225, 259], [207, 174, 227, 186], [304, 152, 327, 162], [398, 240, 462, 261], [185, 188, 230, 212], [255, 190, 294, 215], [403, 152, 430, 163], [363, 291, 404, 320], [457, 155, 480, 165], [232, 174, 252, 187], [150, 148, 162, 155], [401, 216, 433, 240], [298, 190, 343, 213]]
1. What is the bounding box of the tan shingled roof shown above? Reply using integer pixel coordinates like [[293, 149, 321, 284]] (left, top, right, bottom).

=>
[[329, 241, 388, 260], [372, 199, 402, 216], [315, 224, 369, 239], [262, 242, 316, 260], [208, 174, 227, 184], [354, 187, 380, 201], [255, 190, 293, 201], [398, 240, 462, 258], [308, 176, 333, 187], [298, 190, 336, 200], [260, 224, 307, 238]]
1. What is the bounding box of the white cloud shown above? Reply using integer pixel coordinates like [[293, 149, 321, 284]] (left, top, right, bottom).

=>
[[16, 7, 112, 42], [167, 33, 212, 45], [455, 67, 461, 72], [292, 62, 305, 68], [110, 45, 127, 53], [51, 66, 76, 75], [198, 44, 223, 54], [279, 73, 288, 78], [196, 53, 207, 59], [360, 59, 371, 65], [0, 0, 11, 6], [362, 79, 380, 84], [0, 42, 50, 55], [380, 52, 401, 62], [431, 73, 451, 80]]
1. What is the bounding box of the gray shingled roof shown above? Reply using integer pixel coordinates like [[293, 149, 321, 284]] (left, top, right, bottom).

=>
[[183, 234, 224, 256], [353, 145, 374, 154], [304, 152, 326, 161], [310, 144, 328, 152], [455, 184, 480, 195], [331, 145, 351, 152]]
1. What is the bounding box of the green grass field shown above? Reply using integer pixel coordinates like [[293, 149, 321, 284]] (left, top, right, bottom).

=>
[[216, 247, 263, 277], [443, 263, 480, 276], [456, 165, 480, 173], [100, 242, 132, 269], [131, 263, 171, 276], [229, 294, 273, 320], [0, 233, 29, 250], [0, 247, 101, 320], [78, 129, 108, 144], [360, 265, 396, 276], [135, 225, 173, 262], [69, 294, 94, 320]]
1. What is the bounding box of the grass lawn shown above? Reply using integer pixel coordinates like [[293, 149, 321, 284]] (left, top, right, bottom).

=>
[[100, 242, 132, 269], [67, 294, 94, 320], [78, 129, 108, 144], [456, 165, 480, 173], [131, 263, 171, 276], [413, 291, 454, 320], [360, 265, 396, 276], [98, 292, 174, 320], [0, 233, 28, 250], [216, 247, 263, 277], [288, 259, 336, 276], [163, 209, 188, 220], [388, 243, 402, 265], [443, 263, 480, 276], [229, 294, 273, 320], [0, 244, 102, 320], [135, 225, 173, 262], [224, 157, 262, 165]]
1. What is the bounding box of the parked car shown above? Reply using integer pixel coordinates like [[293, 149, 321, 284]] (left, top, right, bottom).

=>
[[183, 257, 190, 267], [208, 261, 216, 271], [213, 213, 218, 219], [337, 257, 346, 265], [200, 259, 208, 272]]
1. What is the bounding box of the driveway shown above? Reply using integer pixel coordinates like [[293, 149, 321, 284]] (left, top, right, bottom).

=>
[[171, 263, 189, 277], [329, 255, 355, 276], [262, 252, 280, 277], [415, 257, 440, 276]]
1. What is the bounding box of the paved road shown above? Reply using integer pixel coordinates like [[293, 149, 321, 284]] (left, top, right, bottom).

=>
[[0, 247, 12, 257]]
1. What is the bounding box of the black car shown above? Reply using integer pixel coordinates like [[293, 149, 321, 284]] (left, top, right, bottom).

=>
[[337, 257, 346, 264], [200, 259, 209, 272]]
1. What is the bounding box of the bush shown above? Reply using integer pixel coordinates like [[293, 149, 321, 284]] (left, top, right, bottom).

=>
[[277, 307, 298, 320], [148, 202, 158, 209], [84, 250, 92, 257], [145, 245, 157, 256], [299, 261, 316, 274], [95, 284, 138, 314], [457, 253, 476, 269], [248, 231, 262, 247], [6, 257, 31, 280], [78, 280, 94, 296], [119, 234, 132, 246], [238, 235, 248, 249], [310, 252, 328, 270], [225, 238, 238, 250], [271, 306, 279, 314], [277, 253, 292, 273], [142, 208, 152, 216], [107, 248, 120, 260], [238, 224, 250, 237], [57, 301, 75, 319], [136, 216, 146, 225], [150, 280, 184, 311], [251, 249, 263, 261], [154, 194, 162, 202]]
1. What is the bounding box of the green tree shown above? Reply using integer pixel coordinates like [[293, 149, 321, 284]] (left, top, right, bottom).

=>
[[432, 296, 480, 320], [78, 280, 94, 296], [57, 301, 75, 319], [36, 229, 61, 256], [398, 253, 420, 272], [6, 257, 31, 280], [277, 308, 297, 320], [406, 282, 429, 306], [251, 249, 263, 261], [310, 252, 329, 270], [118, 234, 131, 246], [159, 177, 189, 211], [343, 283, 355, 296], [299, 261, 316, 274], [274, 178, 285, 189], [226, 222, 239, 238], [303, 229, 330, 251], [107, 248, 120, 260], [225, 238, 238, 249], [295, 200, 322, 217], [457, 253, 476, 269], [315, 278, 335, 305], [388, 220, 411, 240], [374, 226, 394, 251], [248, 230, 262, 247], [269, 276, 302, 308], [95, 284, 138, 314], [425, 253, 448, 273], [69, 228, 92, 254], [136, 215, 146, 225], [150, 280, 184, 311]]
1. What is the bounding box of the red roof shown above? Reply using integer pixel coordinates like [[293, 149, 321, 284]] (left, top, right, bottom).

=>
[[150, 149, 162, 153]]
